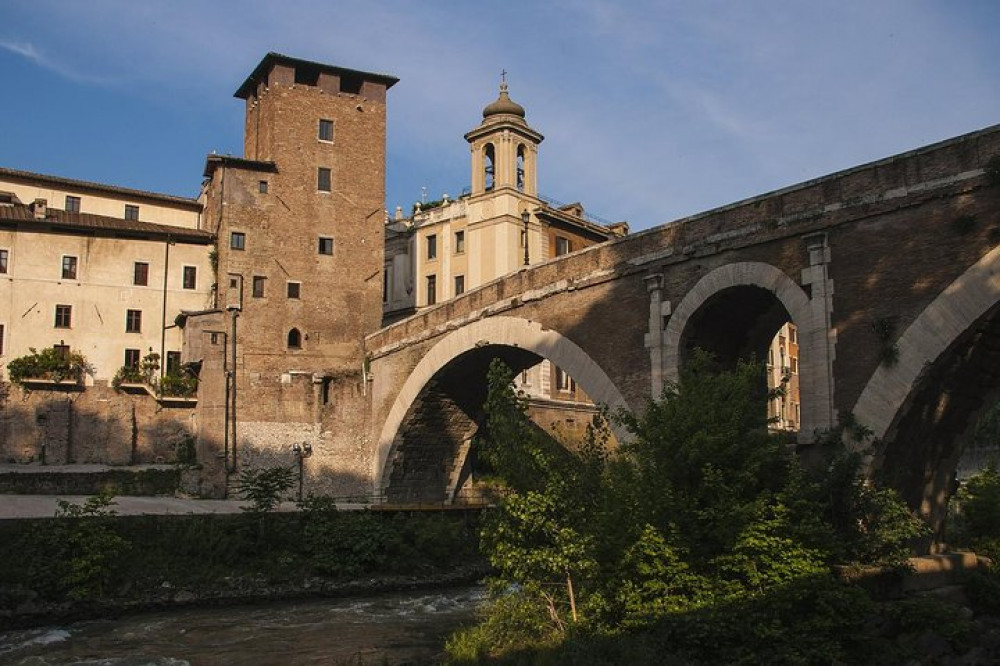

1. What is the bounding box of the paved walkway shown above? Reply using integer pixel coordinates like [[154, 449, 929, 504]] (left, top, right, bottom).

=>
[[0, 494, 277, 519]]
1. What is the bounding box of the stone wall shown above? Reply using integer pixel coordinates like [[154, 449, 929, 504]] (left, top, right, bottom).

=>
[[0, 382, 195, 466]]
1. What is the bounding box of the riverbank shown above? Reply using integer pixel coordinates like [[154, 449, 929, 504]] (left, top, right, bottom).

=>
[[3, 561, 491, 631], [0, 505, 488, 631], [2, 586, 487, 666]]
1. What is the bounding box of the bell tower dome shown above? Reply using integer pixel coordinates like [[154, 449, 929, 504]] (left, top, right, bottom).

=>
[[464, 76, 543, 197]]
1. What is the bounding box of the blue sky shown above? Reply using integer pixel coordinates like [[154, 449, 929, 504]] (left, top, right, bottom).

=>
[[1, 1, 998, 231]]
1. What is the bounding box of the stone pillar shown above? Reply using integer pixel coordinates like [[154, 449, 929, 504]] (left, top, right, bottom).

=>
[[800, 232, 837, 438], [644, 273, 670, 398]]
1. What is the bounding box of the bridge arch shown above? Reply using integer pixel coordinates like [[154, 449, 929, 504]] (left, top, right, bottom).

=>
[[851, 246, 1000, 528], [661, 261, 833, 438], [374, 316, 629, 500]]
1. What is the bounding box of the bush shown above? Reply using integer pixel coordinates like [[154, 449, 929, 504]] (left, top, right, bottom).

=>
[[7, 347, 87, 385], [950, 462, 1000, 561]]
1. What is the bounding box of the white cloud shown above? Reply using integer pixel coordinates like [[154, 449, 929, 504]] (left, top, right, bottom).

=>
[[0, 39, 113, 85]]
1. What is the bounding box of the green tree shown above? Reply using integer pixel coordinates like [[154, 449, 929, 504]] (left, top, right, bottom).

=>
[[452, 353, 930, 663]]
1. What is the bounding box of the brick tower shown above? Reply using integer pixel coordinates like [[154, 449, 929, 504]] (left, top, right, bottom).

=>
[[193, 53, 398, 496]]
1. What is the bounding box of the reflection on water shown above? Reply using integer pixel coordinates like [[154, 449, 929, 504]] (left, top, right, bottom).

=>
[[0, 586, 484, 665]]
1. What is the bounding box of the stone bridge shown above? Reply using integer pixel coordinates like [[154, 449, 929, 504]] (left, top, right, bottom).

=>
[[366, 124, 1000, 529]]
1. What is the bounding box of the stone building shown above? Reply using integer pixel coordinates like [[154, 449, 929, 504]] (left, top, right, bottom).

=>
[[182, 53, 398, 497], [0, 168, 212, 466]]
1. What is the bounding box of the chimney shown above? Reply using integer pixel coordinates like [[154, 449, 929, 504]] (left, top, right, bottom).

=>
[[32, 198, 47, 219], [394, 205, 403, 221]]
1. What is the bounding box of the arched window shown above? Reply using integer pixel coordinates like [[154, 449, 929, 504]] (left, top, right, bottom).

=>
[[484, 143, 495, 191], [287, 328, 302, 349], [516, 145, 526, 191]]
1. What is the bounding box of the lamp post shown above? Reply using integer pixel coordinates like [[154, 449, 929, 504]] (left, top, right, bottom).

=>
[[521, 210, 530, 266]]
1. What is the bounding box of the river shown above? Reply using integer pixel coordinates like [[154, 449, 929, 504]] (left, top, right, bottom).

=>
[[0, 586, 484, 665]]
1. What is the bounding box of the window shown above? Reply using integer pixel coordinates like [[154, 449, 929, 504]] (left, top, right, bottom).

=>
[[252, 275, 266, 298], [426, 275, 436, 306], [556, 366, 574, 393], [0, 249, 8, 273], [126, 309, 142, 333], [287, 281, 301, 299], [166, 351, 181, 374], [484, 144, 495, 191], [124, 204, 139, 221], [516, 144, 526, 191], [124, 348, 141, 370], [288, 328, 302, 349], [383, 266, 390, 303], [790, 357, 798, 374], [182, 266, 197, 290], [426, 234, 437, 260], [555, 236, 571, 256], [259, 180, 268, 194], [454, 230, 465, 254], [318, 119, 334, 142], [65, 195, 80, 213], [230, 232, 246, 251], [61, 255, 78, 280], [54, 304, 72, 328], [0, 324, 4, 356], [318, 237, 334, 255], [317, 167, 332, 192], [53, 344, 70, 359], [454, 275, 465, 296], [789, 327, 797, 344], [133, 262, 149, 286]]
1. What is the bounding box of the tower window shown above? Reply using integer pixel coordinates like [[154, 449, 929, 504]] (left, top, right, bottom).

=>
[[484, 144, 495, 191], [65, 195, 81, 213], [426, 275, 437, 306], [182, 266, 197, 290], [133, 262, 149, 286], [516, 144, 526, 191], [287, 281, 301, 299], [124, 205, 139, 221], [126, 309, 142, 333], [340, 74, 363, 94], [318, 119, 334, 142], [318, 237, 334, 255], [454, 230, 465, 254], [426, 234, 437, 260], [231, 232, 246, 251], [61, 256, 78, 280], [252, 275, 266, 298], [54, 304, 72, 328], [287, 328, 302, 349], [317, 167, 332, 192]]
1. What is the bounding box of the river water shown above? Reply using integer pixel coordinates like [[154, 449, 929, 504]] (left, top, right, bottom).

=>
[[0, 586, 484, 665]]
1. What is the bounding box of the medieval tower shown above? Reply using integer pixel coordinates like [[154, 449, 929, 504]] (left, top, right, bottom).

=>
[[191, 53, 398, 496]]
